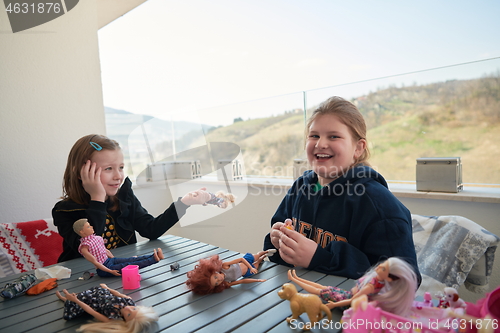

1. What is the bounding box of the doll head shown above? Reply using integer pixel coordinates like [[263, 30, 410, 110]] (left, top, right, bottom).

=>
[[214, 191, 236, 209], [76, 305, 158, 333], [73, 218, 93, 237], [186, 255, 230, 295], [366, 257, 418, 317]]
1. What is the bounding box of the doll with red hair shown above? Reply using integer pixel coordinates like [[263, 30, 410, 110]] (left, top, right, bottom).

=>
[[186, 250, 275, 295]]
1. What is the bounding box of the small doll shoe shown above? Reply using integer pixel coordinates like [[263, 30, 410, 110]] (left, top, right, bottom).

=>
[[266, 249, 277, 257]]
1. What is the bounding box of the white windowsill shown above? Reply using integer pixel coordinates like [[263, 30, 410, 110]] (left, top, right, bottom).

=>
[[133, 175, 500, 204], [388, 182, 500, 203]]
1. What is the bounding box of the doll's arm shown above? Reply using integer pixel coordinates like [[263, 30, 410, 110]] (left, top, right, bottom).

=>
[[100, 284, 130, 299], [80, 246, 120, 276], [106, 249, 114, 258], [223, 258, 247, 266], [63, 289, 110, 322], [225, 258, 258, 274], [327, 282, 375, 309], [327, 298, 354, 309], [239, 257, 258, 273], [228, 278, 266, 286], [351, 282, 375, 299]]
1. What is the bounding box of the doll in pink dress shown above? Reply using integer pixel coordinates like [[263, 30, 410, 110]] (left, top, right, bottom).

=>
[[287, 257, 418, 316]]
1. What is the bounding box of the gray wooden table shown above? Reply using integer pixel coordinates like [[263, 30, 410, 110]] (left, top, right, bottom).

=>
[[0, 235, 354, 332]]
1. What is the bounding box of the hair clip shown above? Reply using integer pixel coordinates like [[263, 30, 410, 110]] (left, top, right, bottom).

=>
[[89, 142, 102, 151]]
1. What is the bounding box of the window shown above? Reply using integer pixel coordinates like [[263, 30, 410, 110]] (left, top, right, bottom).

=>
[[99, 2, 500, 185]]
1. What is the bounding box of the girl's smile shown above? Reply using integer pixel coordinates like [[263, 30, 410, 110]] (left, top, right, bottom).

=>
[[91, 149, 125, 198], [306, 114, 366, 186]]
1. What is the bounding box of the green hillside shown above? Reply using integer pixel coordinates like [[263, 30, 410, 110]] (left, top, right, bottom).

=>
[[199, 74, 500, 183]]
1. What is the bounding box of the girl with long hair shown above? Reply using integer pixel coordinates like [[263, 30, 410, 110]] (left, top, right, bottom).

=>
[[264, 96, 420, 282], [53, 134, 228, 262]]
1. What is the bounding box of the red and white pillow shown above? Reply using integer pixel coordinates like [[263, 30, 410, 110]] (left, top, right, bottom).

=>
[[0, 219, 62, 278]]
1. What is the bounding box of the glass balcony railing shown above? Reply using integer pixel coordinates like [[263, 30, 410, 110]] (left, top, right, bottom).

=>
[[105, 57, 500, 185]]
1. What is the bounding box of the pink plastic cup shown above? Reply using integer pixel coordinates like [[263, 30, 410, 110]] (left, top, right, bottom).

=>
[[122, 265, 141, 289]]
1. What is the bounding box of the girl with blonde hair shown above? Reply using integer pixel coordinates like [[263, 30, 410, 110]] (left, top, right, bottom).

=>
[[264, 96, 420, 283]]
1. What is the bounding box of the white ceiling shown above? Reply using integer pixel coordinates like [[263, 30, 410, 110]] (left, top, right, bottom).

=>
[[97, 0, 148, 29]]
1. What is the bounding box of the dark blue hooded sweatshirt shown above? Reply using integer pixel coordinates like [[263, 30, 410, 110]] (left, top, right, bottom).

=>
[[264, 166, 420, 282]]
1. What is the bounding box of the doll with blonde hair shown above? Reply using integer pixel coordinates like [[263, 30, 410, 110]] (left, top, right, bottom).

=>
[[288, 257, 417, 317], [56, 284, 158, 333], [73, 218, 164, 277]]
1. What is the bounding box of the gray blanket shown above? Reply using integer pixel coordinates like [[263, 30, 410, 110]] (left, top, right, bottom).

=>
[[412, 214, 499, 297]]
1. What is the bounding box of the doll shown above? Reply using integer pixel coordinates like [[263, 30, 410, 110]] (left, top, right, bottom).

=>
[[56, 284, 158, 333], [287, 257, 418, 317], [74, 219, 164, 277], [186, 250, 274, 295], [202, 191, 236, 209]]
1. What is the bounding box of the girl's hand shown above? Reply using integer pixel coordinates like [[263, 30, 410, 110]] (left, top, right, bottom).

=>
[[278, 226, 317, 268], [80, 160, 106, 202], [250, 267, 258, 274], [180, 187, 211, 205], [270, 219, 291, 249], [100, 284, 109, 289]]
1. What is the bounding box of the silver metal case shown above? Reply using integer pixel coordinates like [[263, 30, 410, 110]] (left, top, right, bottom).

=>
[[416, 157, 463, 193]]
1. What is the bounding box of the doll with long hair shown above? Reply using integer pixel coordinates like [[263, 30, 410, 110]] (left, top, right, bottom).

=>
[[287, 257, 417, 317], [186, 251, 274, 295], [56, 284, 158, 333]]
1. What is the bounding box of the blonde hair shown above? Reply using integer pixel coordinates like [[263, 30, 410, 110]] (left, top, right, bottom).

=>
[[306, 96, 371, 166], [360, 257, 417, 317], [76, 306, 158, 333], [73, 218, 88, 235]]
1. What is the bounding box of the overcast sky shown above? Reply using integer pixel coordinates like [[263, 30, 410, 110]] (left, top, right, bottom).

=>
[[98, 0, 500, 126]]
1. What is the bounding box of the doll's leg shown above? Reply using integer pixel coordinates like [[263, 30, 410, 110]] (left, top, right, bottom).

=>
[[287, 270, 326, 295], [155, 248, 164, 260], [107, 253, 158, 271], [253, 251, 269, 267]]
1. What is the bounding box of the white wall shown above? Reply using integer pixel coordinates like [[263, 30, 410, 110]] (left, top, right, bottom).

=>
[[134, 181, 500, 303], [0, 0, 106, 223]]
